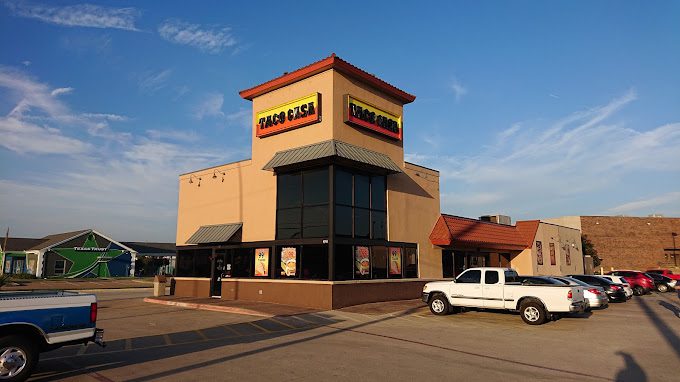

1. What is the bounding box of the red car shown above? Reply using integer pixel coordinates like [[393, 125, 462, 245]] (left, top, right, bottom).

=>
[[607, 270, 654, 296], [646, 269, 680, 282]]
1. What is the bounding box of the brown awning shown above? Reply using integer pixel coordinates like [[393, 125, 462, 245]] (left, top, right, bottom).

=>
[[262, 140, 402, 174]]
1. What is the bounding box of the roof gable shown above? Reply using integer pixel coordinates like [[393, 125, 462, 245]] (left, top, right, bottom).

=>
[[239, 54, 415, 104]]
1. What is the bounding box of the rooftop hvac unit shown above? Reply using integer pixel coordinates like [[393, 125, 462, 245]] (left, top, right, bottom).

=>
[[479, 215, 512, 225]]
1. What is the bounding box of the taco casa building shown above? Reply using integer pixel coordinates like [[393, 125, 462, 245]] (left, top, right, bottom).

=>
[[173, 55, 587, 309], [174, 54, 443, 309]]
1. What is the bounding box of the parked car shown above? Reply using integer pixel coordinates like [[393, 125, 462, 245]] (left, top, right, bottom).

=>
[[422, 267, 586, 325], [567, 274, 628, 302], [644, 272, 677, 293], [606, 270, 654, 296], [597, 275, 634, 299], [645, 269, 680, 282], [0, 290, 105, 382], [551, 276, 609, 310]]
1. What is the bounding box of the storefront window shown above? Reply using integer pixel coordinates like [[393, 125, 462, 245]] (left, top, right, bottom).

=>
[[334, 244, 354, 280], [177, 249, 195, 276], [232, 248, 253, 277], [404, 247, 418, 278], [354, 208, 370, 238], [371, 246, 388, 279], [277, 167, 329, 239], [335, 167, 387, 239], [194, 249, 211, 277], [301, 245, 328, 280]]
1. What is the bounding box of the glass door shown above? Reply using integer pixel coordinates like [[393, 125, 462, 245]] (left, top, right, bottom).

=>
[[211, 253, 225, 298]]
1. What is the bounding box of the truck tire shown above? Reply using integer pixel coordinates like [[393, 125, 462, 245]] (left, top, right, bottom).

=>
[[519, 300, 547, 325], [0, 335, 39, 382], [633, 286, 644, 296], [429, 293, 451, 316]]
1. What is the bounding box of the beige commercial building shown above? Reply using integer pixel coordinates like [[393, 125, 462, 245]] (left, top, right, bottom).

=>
[[174, 55, 443, 309], [174, 55, 585, 309]]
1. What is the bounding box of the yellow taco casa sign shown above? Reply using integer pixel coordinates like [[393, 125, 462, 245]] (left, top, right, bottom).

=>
[[255, 93, 320, 138], [345, 95, 402, 140]]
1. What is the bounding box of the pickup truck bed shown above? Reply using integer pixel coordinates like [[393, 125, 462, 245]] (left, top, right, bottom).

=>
[[0, 290, 104, 382]]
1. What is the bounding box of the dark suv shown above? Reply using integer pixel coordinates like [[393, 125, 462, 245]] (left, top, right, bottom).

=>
[[568, 275, 627, 302]]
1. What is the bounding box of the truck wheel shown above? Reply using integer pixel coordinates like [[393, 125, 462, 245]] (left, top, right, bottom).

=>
[[633, 286, 644, 296], [657, 284, 668, 293], [519, 300, 547, 325], [0, 335, 39, 382], [429, 294, 451, 316]]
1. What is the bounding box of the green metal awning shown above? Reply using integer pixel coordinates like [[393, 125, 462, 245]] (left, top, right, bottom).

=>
[[262, 140, 402, 174], [186, 223, 242, 244]]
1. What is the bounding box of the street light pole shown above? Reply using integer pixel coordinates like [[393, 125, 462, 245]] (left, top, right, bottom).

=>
[[673, 232, 678, 267]]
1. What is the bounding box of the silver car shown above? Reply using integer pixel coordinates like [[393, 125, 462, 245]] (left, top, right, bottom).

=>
[[552, 276, 609, 309]]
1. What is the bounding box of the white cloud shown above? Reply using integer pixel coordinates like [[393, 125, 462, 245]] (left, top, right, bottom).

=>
[[0, 65, 129, 154], [193, 92, 225, 120], [50, 87, 74, 96], [451, 78, 467, 102], [549, 93, 560, 99], [21, 60, 31, 66], [406, 89, 680, 218], [3, 1, 140, 31], [158, 19, 236, 53], [608, 192, 680, 215], [81, 113, 129, 122], [147, 129, 200, 142], [138, 69, 172, 94]]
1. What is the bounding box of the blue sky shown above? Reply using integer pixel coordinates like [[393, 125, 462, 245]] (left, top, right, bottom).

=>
[[1, 0, 679, 241]]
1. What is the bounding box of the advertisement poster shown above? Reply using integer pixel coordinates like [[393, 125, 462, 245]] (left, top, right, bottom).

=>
[[549, 243, 556, 265], [255, 248, 269, 277], [355, 246, 370, 276], [281, 247, 297, 277], [536, 241, 543, 265], [566, 246, 571, 266], [389, 247, 402, 275]]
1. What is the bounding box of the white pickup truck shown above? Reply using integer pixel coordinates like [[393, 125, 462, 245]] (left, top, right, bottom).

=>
[[422, 267, 586, 325]]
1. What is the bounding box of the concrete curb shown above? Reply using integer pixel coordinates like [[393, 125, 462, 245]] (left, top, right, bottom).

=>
[[143, 297, 274, 318]]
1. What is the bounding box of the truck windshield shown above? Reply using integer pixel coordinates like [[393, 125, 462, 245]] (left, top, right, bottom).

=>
[[504, 270, 519, 283]]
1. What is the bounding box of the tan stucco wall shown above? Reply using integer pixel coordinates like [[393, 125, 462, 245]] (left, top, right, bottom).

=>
[[542, 216, 582, 231], [511, 248, 534, 275], [532, 222, 583, 275], [176, 67, 442, 278]]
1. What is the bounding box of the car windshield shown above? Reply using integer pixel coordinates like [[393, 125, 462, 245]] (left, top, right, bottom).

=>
[[550, 277, 571, 285], [520, 276, 561, 285]]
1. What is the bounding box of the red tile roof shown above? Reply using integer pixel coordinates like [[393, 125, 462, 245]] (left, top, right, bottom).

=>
[[239, 53, 416, 104], [430, 215, 537, 251]]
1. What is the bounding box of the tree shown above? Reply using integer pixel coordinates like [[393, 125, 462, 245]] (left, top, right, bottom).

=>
[[582, 234, 602, 267]]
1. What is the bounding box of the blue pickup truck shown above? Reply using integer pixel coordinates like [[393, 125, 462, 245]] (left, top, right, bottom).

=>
[[0, 291, 104, 382]]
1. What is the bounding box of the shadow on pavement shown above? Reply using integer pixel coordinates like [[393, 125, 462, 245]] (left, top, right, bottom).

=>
[[30, 313, 337, 382], [614, 351, 647, 382], [658, 301, 680, 318], [636, 296, 680, 359]]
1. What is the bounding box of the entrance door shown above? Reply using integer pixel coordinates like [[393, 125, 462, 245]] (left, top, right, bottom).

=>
[[211, 255, 224, 297], [13, 259, 25, 274]]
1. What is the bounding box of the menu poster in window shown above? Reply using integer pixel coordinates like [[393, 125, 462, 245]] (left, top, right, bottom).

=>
[[355, 246, 370, 276], [389, 247, 402, 275], [281, 247, 297, 276], [255, 248, 269, 277], [536, 241, 543, 265], [549, 243, 556, 265]]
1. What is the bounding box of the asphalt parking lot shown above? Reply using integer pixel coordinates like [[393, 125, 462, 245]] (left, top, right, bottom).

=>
[[30, 289, 680, 382]]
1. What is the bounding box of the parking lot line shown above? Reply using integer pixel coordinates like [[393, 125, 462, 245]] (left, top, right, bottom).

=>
[[268, 317, 298, 329], [247, 321, 272, 333]]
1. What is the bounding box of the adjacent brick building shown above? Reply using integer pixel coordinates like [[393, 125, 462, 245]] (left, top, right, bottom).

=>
[[544, 216, 680, 272]]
